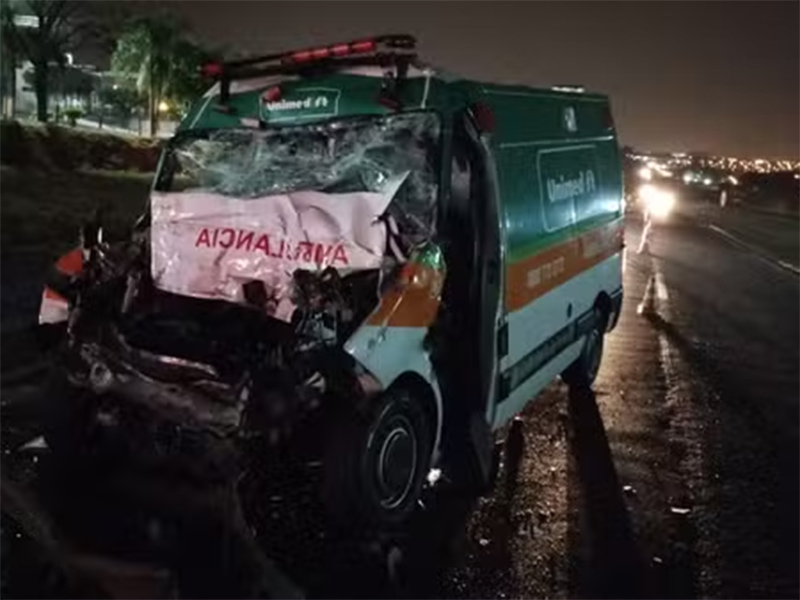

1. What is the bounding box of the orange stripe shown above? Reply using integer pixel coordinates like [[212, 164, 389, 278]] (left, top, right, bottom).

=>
[[505, 219, 624, 312], [43, 287, 67, 302], [366, 262, 443, 328], [55, 247, 83, 276]]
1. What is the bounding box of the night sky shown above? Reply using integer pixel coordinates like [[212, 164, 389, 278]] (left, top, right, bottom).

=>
[[94, 1, 799, 159]]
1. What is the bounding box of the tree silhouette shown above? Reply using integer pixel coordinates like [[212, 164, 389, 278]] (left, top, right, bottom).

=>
[[5, 0, 98, 122], [111, 15, 215, 136]]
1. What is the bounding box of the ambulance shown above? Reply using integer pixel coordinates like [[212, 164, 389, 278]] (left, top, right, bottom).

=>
[[40, 34, 624, 529]]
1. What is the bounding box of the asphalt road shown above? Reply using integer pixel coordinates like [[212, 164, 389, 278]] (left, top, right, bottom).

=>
[[432, 213, 799, 599], [1, 213, 798, 599]]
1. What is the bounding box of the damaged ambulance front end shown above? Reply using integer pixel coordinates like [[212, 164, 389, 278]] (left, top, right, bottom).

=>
[[39, 47, 451, 529]]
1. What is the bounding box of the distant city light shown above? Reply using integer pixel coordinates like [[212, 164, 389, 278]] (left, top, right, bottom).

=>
[[158, 101, 170, 112], [683, 172, 694, 184], [638, 167, 653, 181], [727, 175, 739, 185], [626, 150, 798, 176]]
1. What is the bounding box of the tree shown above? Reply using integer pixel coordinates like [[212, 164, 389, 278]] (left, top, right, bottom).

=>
[[97, 82, 144, 123], [165, 37, 215, 114], [111, 16, 216, 137], [1, 2, 22, 118], [4, 0, 98, 122], [111, 16, 169, 137]]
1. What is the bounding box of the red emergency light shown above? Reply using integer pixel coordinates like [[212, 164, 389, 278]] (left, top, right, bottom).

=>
[[284, 38, 378, 65], [471, 103, 496, 134], [200, 62, 224, 78], [262, 85, 282, 102]]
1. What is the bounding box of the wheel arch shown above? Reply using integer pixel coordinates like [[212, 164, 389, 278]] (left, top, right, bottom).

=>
[[388, 370, 442, 465], [594, 290, 613, 331]]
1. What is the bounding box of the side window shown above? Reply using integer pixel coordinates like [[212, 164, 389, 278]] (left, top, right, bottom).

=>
[[444, 125, 481, 303], [448, 119, 476, 229], [450, 150, 472, 216]]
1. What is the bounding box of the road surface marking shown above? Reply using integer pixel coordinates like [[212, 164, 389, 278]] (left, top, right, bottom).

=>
[[646, 256, 717, 597], [637, 274, 656, 315], [708, 225, 800, 277], [778, 260, 800, 276], [655, 271, 669, 301]]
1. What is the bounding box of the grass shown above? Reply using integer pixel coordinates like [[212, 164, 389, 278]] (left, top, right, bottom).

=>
[[1, 166, 153, 257], [0, 166, 154, 346]]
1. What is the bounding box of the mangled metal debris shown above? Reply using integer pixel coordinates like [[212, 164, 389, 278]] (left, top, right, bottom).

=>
[[37, 108, 447, 547]]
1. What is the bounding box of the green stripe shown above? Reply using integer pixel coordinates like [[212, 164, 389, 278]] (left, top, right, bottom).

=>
[[506, 212, 622, 264], [498, 306, 596, 400], [498, 135, 615, 149]]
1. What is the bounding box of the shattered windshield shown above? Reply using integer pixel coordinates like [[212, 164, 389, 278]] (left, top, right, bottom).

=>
[[156, 112, 442, 242]]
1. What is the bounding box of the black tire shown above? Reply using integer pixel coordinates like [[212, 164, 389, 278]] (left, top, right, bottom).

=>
[[562, 307, 606, 388], [444, 420, 501, 497], [478, 440, 502, 496], [322, 385, 434, 529]]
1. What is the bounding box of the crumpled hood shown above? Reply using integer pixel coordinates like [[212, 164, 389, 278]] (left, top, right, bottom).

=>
[[150, 176, 406, 322]]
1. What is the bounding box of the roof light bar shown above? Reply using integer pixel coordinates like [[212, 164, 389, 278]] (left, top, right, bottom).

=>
[[201, 34, 417, 105], [204, 34, 415, 76], [284, 38, 378, 65]]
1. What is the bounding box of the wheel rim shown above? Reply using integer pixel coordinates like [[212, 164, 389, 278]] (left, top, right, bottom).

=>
[[373, 414, 418, 510]]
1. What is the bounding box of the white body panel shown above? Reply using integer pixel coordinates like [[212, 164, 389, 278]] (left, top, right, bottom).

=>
[[345, 324, 443, 463], [493, 338, 584, 429], [494, 252, 622, 430], [39, 292, 69, 325]]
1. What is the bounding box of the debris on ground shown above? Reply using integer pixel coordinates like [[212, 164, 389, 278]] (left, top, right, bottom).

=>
[[386, 546, 403, 583], [670, 506, 692, 515], [537, 510, 549, 523], [18, 436, 48, 452]]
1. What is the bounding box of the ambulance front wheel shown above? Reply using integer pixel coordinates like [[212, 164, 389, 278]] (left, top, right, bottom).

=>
[[322, 384, 434, 529], [562, 308, 607, 388]]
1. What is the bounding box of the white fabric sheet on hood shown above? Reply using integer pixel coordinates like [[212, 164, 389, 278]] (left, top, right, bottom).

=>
[[150, 175, 406, 321]]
